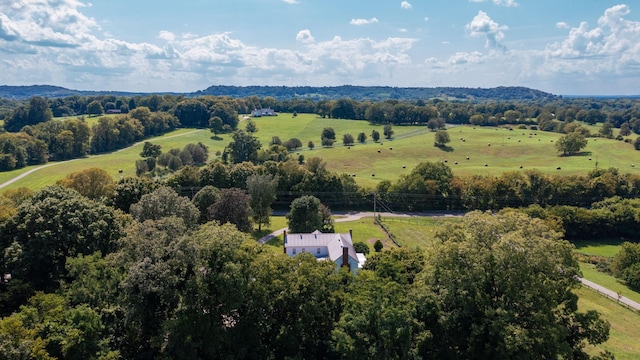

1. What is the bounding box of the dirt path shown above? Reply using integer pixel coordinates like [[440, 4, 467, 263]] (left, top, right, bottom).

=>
[[0, 129, 203, 190]]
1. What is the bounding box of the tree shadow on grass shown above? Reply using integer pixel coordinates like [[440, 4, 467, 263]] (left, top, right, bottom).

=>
[[560, 151, 592, 157], [435, 145, 454, 152]]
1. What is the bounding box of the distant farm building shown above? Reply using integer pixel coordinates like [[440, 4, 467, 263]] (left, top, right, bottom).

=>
[[283, 229, 366, 273], [251, 108, 277, 117]]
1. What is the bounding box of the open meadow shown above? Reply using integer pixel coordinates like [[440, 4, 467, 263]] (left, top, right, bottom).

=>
[[2, 113, 640, 191]]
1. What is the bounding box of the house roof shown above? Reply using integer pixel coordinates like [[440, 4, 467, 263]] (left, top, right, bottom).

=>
[[285, 230, 358, 263]]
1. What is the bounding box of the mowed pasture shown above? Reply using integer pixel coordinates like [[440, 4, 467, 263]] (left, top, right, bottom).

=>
[[2, 112, 640, 191], [249, 114, 640, 189], [576, 286, 640, 360]]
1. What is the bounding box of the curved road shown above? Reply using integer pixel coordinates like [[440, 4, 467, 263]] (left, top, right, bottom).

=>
[[0, 129, 203, 190]]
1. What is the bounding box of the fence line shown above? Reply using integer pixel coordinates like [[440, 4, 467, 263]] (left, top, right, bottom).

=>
[[580, 283, 640, 314]]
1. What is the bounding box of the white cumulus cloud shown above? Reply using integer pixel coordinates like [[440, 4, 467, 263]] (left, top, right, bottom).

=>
[[296, 29, 315, 43], [282, 0, 299, 4], [466, 11, 508, 49], [401, 1, 412, 10], [556, 22, 569, 29], [469, 0, 518, 7], [350, 17, 379, 26]]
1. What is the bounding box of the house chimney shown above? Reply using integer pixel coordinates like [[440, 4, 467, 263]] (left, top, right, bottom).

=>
[[341, 246, 350, 270], [283, 230, 287, 254], [349, 228, 353, 240]]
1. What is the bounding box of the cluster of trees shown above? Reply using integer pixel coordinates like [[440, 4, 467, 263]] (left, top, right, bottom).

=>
[[0, 95, 243, 172], [377, 163, 640, 211], [0, 183, 611, 359], [611, 242, 640, 290], [136, 141, 209, 175]]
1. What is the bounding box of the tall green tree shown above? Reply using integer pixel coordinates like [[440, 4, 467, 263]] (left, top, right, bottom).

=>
[[426, 211, 610, 359], [611, 242, 640, 289], [371, 129, 380, 142], [246, 174, 278, 231], [86, 101, 103, 116], [286, 195, 333, 233], [129, 186, 200, 228], [140, 141, 161, 158], [115, 217, 197, 359], [224, 130, 262, 164], [556, 132, 588, 155], [1, 186, 123, 291], [57, 167, 114, 200], [434, 130, 450, 147], [383, 124, 394, 139], [332, 271, 428, 359], [321, 127, 336, 141], [208, 188, 252, 232]]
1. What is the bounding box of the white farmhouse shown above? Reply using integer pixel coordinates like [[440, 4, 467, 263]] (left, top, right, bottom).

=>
[[283, 229, 366, 273]]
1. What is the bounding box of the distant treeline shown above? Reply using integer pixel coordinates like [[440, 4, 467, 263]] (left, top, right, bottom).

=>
[[0, 84, 557, 101], [2, 92, 640, 172]]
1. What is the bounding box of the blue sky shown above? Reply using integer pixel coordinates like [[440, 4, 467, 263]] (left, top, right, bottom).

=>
[[1, 1, 639, 95]]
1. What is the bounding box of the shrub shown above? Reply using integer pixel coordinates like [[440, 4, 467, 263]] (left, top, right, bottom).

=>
[[374, 239, 383, 252]]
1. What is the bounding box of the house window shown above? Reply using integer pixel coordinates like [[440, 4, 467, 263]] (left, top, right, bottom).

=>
[[292, 248, 296, 255], [302, 248, 305, 253], [317, 248, 321, 254]]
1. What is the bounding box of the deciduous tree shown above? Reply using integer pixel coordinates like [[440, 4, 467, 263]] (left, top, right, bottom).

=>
[[57, 167, 114, 200], [130, 186, 200, 228], [286, 195, 324, 233], [556, 132, 588, 155], [427, 211, 609, 359], [2, 186, 122, 291], [224, 130, 261, 164], [434, 130, 450, 147], [208, 188, 252, 232], [247, 174, 278, 231]]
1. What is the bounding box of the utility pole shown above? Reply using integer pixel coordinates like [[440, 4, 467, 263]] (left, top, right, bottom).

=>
[[373, 192, 376, 223]]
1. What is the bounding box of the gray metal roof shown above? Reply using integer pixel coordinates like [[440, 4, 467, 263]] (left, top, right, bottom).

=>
[[285, 230, 358, 263]]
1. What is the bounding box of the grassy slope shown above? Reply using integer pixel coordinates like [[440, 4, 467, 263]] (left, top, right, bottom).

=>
[[576, 286, 640, 360], [0, 129, 224, 190], [3, 113, 640, 191], [579, 263, 640, 304]]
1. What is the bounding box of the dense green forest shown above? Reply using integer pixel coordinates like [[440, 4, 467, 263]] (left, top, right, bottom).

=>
[[3, 89, 640, 358]]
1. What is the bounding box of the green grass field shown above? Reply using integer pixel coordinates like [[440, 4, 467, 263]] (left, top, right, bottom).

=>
[[3, 113, 640, 191], [0, 128, 222, 191], [579, 262, 640, 304], [573, 238, 626, 257], [576, 286, 640, 359]]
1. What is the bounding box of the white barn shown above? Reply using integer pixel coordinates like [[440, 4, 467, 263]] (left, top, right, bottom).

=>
[[283, 229, 366, 273]]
